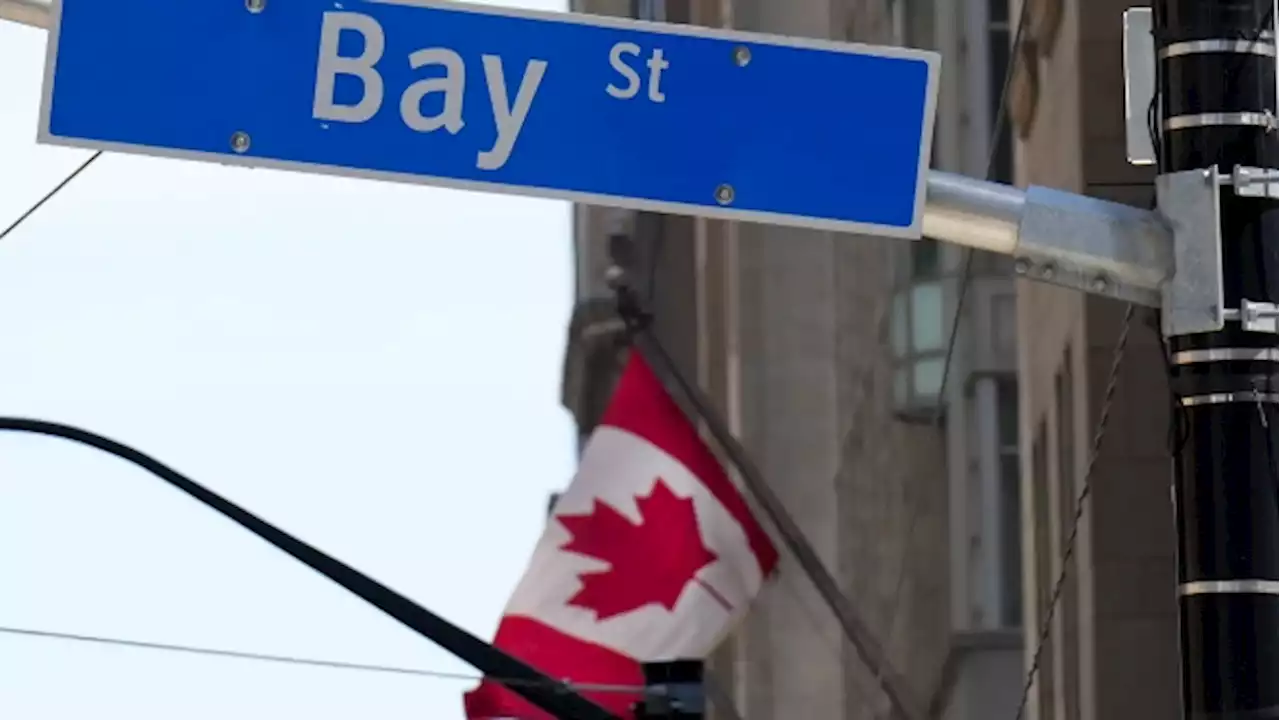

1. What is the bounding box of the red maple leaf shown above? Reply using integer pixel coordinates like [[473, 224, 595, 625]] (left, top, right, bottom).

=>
[[557, 478, 729, 621]]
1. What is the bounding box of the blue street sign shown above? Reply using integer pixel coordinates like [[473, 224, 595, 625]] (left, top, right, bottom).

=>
[[38, 0, 939, 238]]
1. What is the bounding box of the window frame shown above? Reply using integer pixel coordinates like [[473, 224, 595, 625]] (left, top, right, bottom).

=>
[[889, 238, 958, 420], [995, 374, 1023, 628], [1055, 348, 1080, 720], [1032, 418, 1056, 717]]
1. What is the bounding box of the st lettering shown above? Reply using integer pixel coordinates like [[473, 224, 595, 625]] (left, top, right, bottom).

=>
[[605, 41, 670, 103]]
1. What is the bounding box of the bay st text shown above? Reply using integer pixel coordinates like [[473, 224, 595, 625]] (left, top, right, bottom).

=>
[[311, 12, 672, 171]]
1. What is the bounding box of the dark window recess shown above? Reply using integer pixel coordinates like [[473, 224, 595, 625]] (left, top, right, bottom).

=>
[[1032, 420, 1055, 719], [997, 377, 1019, 446], [999, 452, 1023, 627], [911, 237, 941, 278], [997, 375, 1023, 627], [1056, 350, 1080, 720], [987, 0, 1014, 185], [988, 0, 1008, 24]]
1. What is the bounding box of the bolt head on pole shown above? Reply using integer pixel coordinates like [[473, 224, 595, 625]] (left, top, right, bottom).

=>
[[733, 46, 751, 66], [230, 131, 251, 153], [604, 264, 627, 290], [714, 184, 735, 205], [245, 0, 266, 13]]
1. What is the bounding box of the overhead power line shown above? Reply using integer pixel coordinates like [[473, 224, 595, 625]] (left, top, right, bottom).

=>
[[0, 151, 101, 243], [0, 624, 474, 680], [0, 623, 644, 693]]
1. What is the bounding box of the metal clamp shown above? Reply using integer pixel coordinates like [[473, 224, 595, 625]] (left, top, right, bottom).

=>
[[1179, 579, 1280, 596], [1216, 166, 1280, 199], [1163, 110, 1278, 132], [1159, 37, 1277, 59], [1223, 299, 1280, 334]]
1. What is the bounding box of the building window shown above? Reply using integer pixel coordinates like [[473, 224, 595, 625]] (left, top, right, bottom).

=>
[[988, 0, 1014, 184], [1032, 419, 1056, 718], [889, 0, 906, 43], [887, 0, 936, 49], [1056, 349, 1080, 720], [890, 239, 955, 420], [997, 376, 1022, 627], [1055, 350, 1076, 525], [629, 0, 665, 20]]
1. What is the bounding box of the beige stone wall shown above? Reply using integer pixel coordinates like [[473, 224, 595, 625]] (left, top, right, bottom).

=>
[[704, 0, 953, 717], [564, 1, 1013, 719], [1014, 0, 1176, 718]]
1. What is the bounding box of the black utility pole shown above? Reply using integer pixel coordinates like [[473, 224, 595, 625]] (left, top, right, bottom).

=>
[[1155, 2, 1278, 719]]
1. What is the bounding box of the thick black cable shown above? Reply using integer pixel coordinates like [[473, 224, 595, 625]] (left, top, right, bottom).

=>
[[0, 418, 619, 720]]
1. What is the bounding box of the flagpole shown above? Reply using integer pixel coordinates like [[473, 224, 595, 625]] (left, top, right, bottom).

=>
[[607, 266, 926, 720]]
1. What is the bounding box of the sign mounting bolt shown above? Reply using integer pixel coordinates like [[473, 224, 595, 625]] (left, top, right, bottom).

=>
[[1090, 275, 1110, 293], [245, 0, 266, 13], [1038, 263, 1056, 281], [715, 184, 735, 205], [1014, 258, 1032, 275], [230, 131, 252, 154], [734, 46, 751, 66]]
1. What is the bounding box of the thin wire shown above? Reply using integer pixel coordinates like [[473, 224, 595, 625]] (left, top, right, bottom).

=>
[[0, 151, 101, 243], [0, 624, 646, 694], [873, 1, 1032, 709], [0, 625, 472, 679], [1011, 303, 1136, 720]]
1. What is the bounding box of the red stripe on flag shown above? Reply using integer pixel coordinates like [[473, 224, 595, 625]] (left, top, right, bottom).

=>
[[463, 616, 644, 719], [600, 353, 779, 577]]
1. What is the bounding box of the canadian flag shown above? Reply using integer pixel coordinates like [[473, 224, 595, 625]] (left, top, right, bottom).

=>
[[464, 352, 779, 719]]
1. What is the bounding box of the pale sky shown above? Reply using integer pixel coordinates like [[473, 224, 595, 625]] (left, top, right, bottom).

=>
[[0, 1, 579, 717]]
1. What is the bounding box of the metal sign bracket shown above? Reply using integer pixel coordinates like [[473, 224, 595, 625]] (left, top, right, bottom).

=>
[[1157, 167, 1227, 337]]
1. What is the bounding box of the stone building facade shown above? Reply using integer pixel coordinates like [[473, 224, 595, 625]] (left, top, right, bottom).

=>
[[559, 0, 1176, 719]]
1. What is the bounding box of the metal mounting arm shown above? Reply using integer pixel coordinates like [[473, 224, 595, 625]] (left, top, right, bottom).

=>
[[923, 170, 1172, 310], [925, 168, 1275, 338]]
